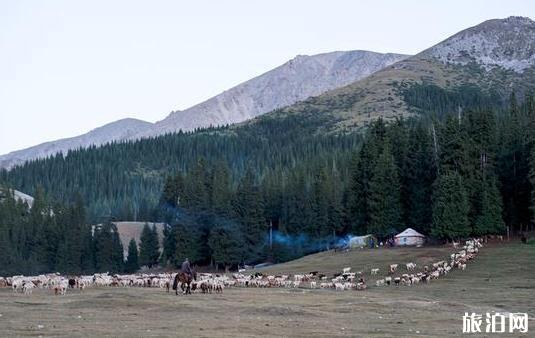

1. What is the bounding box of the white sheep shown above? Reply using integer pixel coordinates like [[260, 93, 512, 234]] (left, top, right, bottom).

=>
[[406, 262, 416, 271], [389, 264, 398, 273]]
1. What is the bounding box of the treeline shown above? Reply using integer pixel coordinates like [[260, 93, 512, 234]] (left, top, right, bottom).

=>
[[1, 90, 535, 274], [0, 188, 163, 276], [0, 113, 361, 223], [156, 94, 535, 271]]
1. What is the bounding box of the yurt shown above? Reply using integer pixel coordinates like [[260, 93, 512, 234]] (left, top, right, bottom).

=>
[[394, 228, 425, 246]]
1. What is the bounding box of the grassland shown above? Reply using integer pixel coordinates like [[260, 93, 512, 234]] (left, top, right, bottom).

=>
[[0, 243, 533, 337]]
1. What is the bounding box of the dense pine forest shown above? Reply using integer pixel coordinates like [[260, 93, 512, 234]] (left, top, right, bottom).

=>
[[1, 87, 535, 275]]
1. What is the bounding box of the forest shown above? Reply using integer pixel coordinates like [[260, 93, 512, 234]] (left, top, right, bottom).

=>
[[1, 87, 534, 275]]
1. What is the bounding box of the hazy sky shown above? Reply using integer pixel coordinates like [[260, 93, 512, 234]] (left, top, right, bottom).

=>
[[1, 0, 534, 155]]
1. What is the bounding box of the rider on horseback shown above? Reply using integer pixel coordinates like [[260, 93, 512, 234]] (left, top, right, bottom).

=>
[[181, 258, 192, 279]]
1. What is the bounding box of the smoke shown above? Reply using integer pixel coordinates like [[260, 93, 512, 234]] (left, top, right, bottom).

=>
[[269, 231, 352, 255]]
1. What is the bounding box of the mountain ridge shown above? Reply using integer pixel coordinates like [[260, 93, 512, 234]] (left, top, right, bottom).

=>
[[0, 50, 408, 169], [249, 16, 535, 133], [0, 118, 153, 169]]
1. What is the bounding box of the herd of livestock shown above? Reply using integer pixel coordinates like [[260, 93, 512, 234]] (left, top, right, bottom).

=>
[[1, 239, 483, 296]]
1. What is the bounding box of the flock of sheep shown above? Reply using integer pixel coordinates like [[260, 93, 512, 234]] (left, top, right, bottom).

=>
[[1, 238, 483, 296], [229, 238, 483, 291]]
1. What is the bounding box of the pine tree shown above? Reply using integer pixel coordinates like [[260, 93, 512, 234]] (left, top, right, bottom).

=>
[[439, 116, 467, 174], [431, 172, 470, 240], [210, 161, 232, 215], [174, 221, 202, 265], [139, 223, 160, 268], [474, 176, 505, 235], [184, 159, 210, 210], [367, 143, 402, 238], [403, 123, 436, 233], [233, 168, 266, 260], [208, 222, 244, 272], [111, 228, 124, 272], [94, 222, 115, 272], [311, 167, 330, 237], [160, 224, 177, 266], [80, 224, 95, 273], [125, 239, 140, 273]]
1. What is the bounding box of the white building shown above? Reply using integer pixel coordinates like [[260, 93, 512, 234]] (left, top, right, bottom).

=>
[[394, 228, 425, 246]]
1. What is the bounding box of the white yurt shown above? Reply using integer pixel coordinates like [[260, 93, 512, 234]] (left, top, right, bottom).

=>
[[394, 228, 425, 246]]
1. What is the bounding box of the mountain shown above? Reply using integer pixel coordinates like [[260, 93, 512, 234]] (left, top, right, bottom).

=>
[[0, 51, 408, 169], [139, 50, 408, 137], [421, 16, 535, 72], [0, 118, 153, 169], [252, 16, 535, 132], [3, 17, 534, 225]]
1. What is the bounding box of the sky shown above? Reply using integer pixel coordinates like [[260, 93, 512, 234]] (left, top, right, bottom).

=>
[[1, 0, 534, 155]]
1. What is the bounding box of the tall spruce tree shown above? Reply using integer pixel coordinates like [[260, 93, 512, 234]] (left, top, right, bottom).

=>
[[210, 161, 232, 215], [125, 239, 140, 273], [367, 143, 402, 238], [139, 223, 160, 268], [403, 123, 436, 233], [208, 222, 244, 272], [431, 172, 470, 240], [174, 221, 203, 265], [233, 168, 266, 260]]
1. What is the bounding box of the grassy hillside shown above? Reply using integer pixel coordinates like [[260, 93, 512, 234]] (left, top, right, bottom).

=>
[[246, 57, 534, 134], [1, 242, 532, 337], [257, 245, 455, 277]]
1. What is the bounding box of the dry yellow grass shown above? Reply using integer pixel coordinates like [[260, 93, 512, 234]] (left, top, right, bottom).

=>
[[0, 243, 533, 337]]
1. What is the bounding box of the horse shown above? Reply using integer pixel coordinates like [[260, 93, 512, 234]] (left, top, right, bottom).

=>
[[172, 270, 197, 295]]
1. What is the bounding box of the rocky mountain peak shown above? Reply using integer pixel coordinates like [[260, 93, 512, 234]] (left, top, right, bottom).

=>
[[421, 16, 535, 72]]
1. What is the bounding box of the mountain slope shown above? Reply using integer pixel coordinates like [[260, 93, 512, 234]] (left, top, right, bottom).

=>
[[421, 16, 535, 72], [0, 50, 408, 169], [139, 50, 409, 137], [0, 118, 153, 169], [249, 16, 535, 132]]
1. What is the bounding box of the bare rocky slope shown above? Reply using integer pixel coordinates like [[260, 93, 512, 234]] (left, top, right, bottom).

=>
[[251, 16, 535, 132], [0, 51, 407, 170], [139, 50, 408, 137]]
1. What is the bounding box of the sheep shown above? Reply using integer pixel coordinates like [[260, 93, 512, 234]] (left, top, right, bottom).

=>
[[356, 282, 366, 290], [342, 267, 351, 274], [389, 264, 398, 274], [375, 279, 385, 286], [214, 283, 223, 294], [406, 263, 416, 271], [22, 281, 35, 295], [371, 268, 379, 275]]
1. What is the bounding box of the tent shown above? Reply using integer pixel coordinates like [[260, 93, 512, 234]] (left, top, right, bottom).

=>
[[394, 228, 425, 246], [348, 234, 377, 249]]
